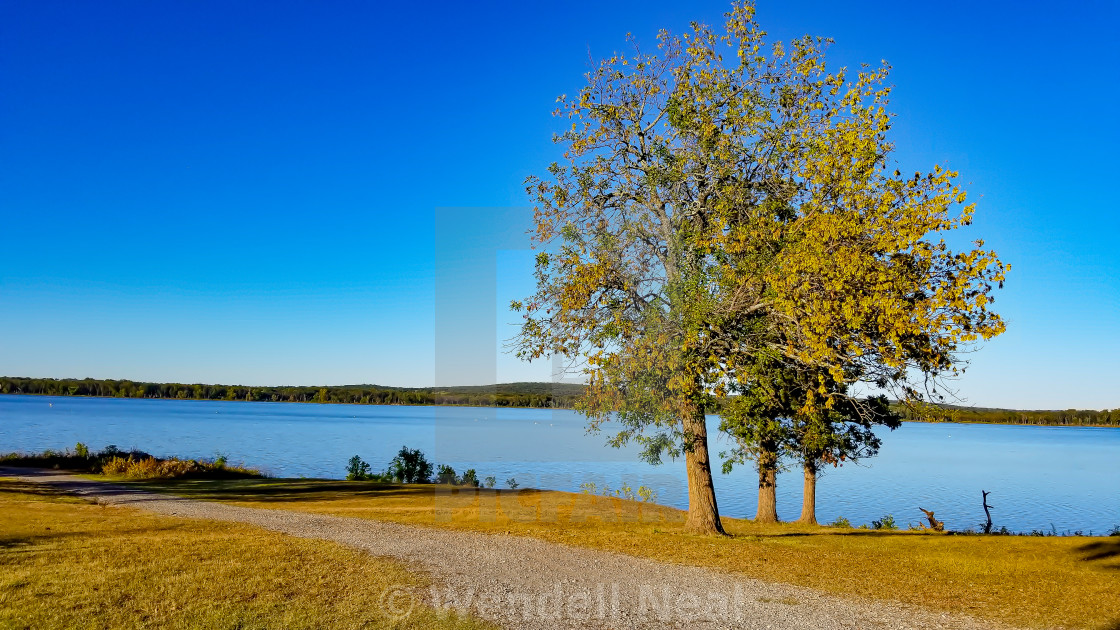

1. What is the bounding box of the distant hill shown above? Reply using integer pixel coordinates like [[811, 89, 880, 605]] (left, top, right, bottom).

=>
[[332, 382, 587, 395], [893, 400, 1117, 427], [427, 382, 587, 396], [0, 376, 586, 409], [0, 376, 1113, 426]]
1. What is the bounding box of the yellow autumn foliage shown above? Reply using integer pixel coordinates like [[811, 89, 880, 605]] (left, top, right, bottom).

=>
[[100, 455, 259, 479]]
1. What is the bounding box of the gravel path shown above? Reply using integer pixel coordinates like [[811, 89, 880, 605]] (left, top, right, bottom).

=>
[[4, 468, 1020, 630]]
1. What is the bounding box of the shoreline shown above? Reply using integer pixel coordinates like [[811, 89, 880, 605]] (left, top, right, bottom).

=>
[[2, 391, 1116, 429]]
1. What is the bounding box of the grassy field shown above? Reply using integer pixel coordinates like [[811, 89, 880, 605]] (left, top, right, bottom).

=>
[[123, 477, 1120, 630], [0, 478, 494, 630]]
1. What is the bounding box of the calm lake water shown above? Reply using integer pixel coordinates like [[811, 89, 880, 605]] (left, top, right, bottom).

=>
[[2, 394, 1117, 534]]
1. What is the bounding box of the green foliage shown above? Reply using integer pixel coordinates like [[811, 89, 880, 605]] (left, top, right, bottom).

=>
[[719, 362, 793, 475], [898, 402, 1120, 427], [871, 514, 898, 531], [505, 477, 519, 490], [720, 339, 903, 526], [436, 464, 458, 485], [578, 480, 657, 502], [459, 469, 480, 488], [389, 446, 434, 484], [345, 455, 372, 481], [829, 516, 852, 528], [347, 448, 498, 487], [74, 442, 89, 459], [0, 377, 585, 409]]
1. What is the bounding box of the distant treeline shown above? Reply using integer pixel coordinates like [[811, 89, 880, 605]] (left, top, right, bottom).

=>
[[1, 376, 1115, 426], [898, 403, 1120, 427], [0, 377, 585, 409]]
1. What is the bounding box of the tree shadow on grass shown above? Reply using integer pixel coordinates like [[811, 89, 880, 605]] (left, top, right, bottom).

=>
[[0, 478, 74, 498], [127, 478, 460, 503], [0, 530, 90, 551], [1076, 538, 1120, 571], [0, 536, 34, 550], [732, 530, 937, 539]]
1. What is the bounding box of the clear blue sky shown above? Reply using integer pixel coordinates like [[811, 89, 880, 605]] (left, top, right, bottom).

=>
[[1, 1, 1117, 409]]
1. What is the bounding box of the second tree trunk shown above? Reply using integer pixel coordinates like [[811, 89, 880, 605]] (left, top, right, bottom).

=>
[[797, 461, 818, 525], [755, 449, 779, 523]]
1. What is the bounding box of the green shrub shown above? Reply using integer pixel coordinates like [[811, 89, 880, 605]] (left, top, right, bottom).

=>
[[483, 476, 496, 489], [346, 455, 372, 480], [829, 516, 852, 528], [872, 514, 898, 531], [436, 464, 458, 485], [506, 477, 519, 489], [389, 446, 433, 483], [459, 469, 480, 488]]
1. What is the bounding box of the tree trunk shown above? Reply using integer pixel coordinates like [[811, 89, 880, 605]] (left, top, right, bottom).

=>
[[755, 448, 779, 523], [981, 490, 993, 534], [797, 461, 817, 525], [682, 408, 726, 535]]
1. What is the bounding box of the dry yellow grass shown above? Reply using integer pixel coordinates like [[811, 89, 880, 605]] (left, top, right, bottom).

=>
[[132, 478, 1120, 630], [0, 478, 494, 630]]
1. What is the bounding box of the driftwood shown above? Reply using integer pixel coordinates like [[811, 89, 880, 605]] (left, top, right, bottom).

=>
[[918, 507, 944, 532], [981, 490, 994, 534]]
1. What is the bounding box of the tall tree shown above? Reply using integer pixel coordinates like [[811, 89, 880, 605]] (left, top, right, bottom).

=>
[[514, 1, 1006, 533], [706, 0, 1007, 520], [512, 7, 786, 535]]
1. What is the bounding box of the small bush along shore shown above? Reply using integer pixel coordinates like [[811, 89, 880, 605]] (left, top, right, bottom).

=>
[[346, 446, 661, 501], [0, 443, 262, 479], [345, 446, 501, 489]]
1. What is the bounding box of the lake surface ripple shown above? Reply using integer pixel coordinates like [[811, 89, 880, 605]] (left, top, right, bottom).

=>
[[2, 395, 1117, 534]]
